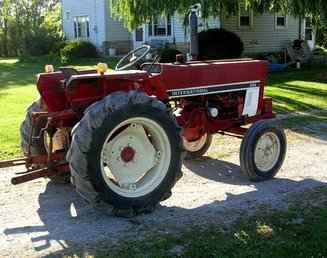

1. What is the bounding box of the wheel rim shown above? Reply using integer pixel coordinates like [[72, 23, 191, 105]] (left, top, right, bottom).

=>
[[183, 133, 208, 153], [100, 117, 171, 198], [254, 132, 281, 172]]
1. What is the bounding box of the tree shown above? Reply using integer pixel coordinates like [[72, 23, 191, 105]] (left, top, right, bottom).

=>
[[0, 0, 11, 56], [0, 0, 62, 57], [110, 0, 327, 30]]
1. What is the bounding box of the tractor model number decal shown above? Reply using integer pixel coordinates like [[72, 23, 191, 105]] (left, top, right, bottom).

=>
[[170, 88, 209, 97], [167, 81, 260, 99]]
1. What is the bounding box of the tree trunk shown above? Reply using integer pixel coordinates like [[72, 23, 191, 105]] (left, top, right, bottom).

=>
[[3, 18, 9, 57]]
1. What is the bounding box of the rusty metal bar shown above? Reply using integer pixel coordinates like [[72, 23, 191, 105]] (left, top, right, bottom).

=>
[[11, 164, 69, 185], [0, 158, 27, 169], [30, 152, 66, 164], [0, 152, 66, 170]]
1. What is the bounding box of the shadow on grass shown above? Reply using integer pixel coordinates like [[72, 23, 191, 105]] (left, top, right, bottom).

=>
[[266, 67, 327, 113], [275, 83, 327, 98], [267, 67, 327, 85], [277, 111, 327, 142], [3, 157, 327, 257], [271, 95, 324, 113]]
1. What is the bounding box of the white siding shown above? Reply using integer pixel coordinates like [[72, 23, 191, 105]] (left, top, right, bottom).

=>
[[222, 13, 302, 53], [107, 17, 132, 41], [61, 0, 107, 49], [62, 1, 304, 55], [141, 14, 220, 44], [173, 15, 187, 43], [106, 2, 132, 42]]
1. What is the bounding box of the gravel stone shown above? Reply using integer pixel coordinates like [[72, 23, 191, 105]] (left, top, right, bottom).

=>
[[0, 122, 326, 257]]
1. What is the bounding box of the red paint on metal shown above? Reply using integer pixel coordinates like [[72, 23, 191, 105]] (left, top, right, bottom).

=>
[[37, 59, 268, 112], [263, 97, 274, 114], [120, 147, 136, 163], [9, 58, 275, 184], [227, 127, 248, 136]]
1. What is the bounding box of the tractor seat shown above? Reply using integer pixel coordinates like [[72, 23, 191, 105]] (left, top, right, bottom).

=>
[[59, 67, 79, 81]]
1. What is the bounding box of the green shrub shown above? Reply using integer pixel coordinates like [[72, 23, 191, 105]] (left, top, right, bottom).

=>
[[60, 40, 98, 63], [160, 47, 182, 63], [198, 28, 244, 60], [317, 26, 327, 48], [24, 28, 64, 57]]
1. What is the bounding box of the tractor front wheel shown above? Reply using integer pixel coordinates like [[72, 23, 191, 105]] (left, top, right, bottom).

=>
[[183, 133, 213, 160], [240, 120, 287, 182], [67, 91, 183, 217]]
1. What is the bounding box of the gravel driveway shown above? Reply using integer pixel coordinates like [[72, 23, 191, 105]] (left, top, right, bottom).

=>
[[0, 121, 326, 258]]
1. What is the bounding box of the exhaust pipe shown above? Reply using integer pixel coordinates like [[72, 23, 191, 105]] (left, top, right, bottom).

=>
[[190, 3, 201, 61]]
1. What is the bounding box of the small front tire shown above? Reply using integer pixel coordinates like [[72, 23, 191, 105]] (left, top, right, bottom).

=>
[[183, 133, 213, 160], [240, 120, 287, 182]]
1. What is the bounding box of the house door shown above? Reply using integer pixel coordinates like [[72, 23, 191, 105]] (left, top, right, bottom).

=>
[[305, 17, 316, 50], [134, 27, 144, 49]]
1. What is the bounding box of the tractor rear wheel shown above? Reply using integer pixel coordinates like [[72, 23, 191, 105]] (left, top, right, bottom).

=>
[[67, 91, 183, 217], [20, 100, 70, 183], [240, 120, 287, 182], [20, 100, 47, 156], [183, 133, 213, 160]]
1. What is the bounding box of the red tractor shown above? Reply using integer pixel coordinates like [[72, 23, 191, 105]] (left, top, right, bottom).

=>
[[0, 44, 287, 216]]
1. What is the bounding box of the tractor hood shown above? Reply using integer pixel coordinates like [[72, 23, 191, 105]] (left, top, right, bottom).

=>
[[37, 69, 149, 113], [66, 70, 149, 87]]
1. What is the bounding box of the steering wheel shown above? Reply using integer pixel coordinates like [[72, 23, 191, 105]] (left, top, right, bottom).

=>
[[115, 45, 151, 71]]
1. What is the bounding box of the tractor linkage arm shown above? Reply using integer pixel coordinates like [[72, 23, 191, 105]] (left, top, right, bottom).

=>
[[0, 152, 69, 185], [0, 111, 74, 185]]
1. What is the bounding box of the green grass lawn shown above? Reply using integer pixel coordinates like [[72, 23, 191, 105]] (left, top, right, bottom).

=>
[[266, 68, 327, 113], [64, 187, 327, 258], [0, 57, 117, 160], [0, 58, 326, 160], [111, 204, 327, 258]]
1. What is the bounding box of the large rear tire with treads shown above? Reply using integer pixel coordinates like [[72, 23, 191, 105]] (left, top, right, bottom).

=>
[[20, 99, 47, 156], [67, 91, 183, 217]]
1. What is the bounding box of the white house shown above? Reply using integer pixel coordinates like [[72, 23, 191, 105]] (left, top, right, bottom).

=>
[[61, 0, 315, 55], [61, 0, 132, 55], [132, 15, 220, 52]]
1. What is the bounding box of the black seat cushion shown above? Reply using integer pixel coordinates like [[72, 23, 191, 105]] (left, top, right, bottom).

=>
[[59, 67, 79, 81]]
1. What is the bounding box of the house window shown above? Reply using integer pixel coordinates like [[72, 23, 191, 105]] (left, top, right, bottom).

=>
[[66, 11, 71, 21], [275, 13, 287, 29], [148, 16, 172, 37], [135, 27, 144, 42], [74, 16, 90, 39], [239, 8, 252, 27]]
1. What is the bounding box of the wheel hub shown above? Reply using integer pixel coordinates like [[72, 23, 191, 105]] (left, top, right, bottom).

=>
[[100, 117, 172, 198], [183, 133, 208, 152], [254, 132, 281, 172], [102, 123, 158, 187], [120, 146, 135, 163]]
